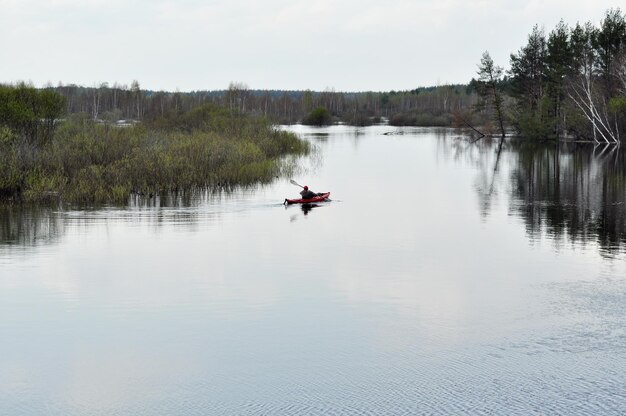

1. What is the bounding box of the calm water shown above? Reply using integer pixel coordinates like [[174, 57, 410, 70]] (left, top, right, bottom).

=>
[[2, 125, 626, 415]]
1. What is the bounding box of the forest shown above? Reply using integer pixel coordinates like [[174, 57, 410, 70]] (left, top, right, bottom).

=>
[[49, 81, 477, 128], [476, 8, 626, 142]]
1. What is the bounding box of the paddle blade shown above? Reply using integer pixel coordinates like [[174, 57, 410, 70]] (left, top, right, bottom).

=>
[[290, 179, 304, 188]]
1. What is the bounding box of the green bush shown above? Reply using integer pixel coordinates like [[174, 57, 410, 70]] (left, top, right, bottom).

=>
[[303, 107, 332, 126], [0, 83, 65, 144]]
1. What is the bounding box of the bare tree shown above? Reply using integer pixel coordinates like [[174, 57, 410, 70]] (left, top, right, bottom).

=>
[[131, 80, 142, 119], [226, 82, 249, 113]]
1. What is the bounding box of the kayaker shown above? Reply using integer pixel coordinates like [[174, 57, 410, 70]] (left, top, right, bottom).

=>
[[299, 185, 317, 199]]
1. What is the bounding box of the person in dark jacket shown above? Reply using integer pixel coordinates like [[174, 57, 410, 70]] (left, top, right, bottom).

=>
[[299, 185, 317, 199]]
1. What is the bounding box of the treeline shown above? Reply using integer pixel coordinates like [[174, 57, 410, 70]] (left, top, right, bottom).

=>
[[476, 8, 626, 142], [42, 81, 478, 127]]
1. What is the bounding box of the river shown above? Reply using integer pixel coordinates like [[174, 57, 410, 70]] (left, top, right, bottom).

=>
[[1, 125, 625, 415]]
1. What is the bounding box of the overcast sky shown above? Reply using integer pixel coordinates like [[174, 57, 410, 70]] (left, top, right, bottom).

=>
[[0, 0, 622, 92]]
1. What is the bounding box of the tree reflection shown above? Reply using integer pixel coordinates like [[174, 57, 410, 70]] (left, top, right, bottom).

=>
[[0, 205, 63, 248], [507, 142, 626, 255]]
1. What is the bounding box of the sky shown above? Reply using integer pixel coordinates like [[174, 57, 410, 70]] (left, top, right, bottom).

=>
[[0, 0, 622, 92]]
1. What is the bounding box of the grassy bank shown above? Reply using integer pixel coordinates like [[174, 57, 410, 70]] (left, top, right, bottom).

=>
[[0, 105, 309, 204]]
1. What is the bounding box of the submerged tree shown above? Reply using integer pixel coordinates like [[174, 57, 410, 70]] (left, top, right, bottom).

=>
[[476, 51, 506, 138]]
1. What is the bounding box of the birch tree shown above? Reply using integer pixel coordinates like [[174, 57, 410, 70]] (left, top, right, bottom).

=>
[[567, 23, 620, 143]]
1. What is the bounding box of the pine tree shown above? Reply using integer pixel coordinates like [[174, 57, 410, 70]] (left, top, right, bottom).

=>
[[476, 51, 506, 138], [546, 21, 574, 138], [509, 25, 550, 138]]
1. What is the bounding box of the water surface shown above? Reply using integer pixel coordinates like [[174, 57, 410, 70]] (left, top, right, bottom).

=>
[[2, 126, 626, 415]]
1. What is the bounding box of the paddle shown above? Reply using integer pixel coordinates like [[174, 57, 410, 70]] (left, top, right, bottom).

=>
[[290, 179, 305, 189]]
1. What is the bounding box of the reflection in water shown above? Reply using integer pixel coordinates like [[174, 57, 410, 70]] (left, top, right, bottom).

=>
[[303, 132, 330, 143], [480, 141, 626, 255], [0, 188, 244, 251], [285, 203, 323, 222], [0, 205, 63, 248], [300, 203, 320, 215], [128, 187, 241, 208], [511, 142, 626, 255]]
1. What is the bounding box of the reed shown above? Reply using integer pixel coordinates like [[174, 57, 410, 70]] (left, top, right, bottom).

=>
[[0, 106, 309, 204]]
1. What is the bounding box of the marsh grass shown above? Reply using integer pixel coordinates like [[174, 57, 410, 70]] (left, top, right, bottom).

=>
[[0, 106, 309, 204]]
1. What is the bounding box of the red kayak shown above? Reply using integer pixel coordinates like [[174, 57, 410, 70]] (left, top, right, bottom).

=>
[[284, 192, 331, 205]]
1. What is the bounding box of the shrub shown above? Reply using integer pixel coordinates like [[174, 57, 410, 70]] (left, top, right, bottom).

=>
[[0, 83, 65, 145], [303, 107, 332, 126]]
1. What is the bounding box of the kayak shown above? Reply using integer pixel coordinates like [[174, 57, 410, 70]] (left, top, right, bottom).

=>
[[284, 192, 330, 205], [284, 192, 331, 205]]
